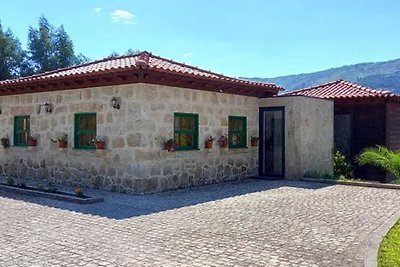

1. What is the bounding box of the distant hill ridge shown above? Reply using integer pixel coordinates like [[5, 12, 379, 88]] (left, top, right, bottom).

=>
[[244, 58, 400, 93]]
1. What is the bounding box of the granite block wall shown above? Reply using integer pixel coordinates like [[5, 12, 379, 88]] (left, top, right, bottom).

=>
[[0, 83, 259, 193]]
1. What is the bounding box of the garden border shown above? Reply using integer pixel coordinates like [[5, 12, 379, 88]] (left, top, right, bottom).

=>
[[363, 209, 400, 267], [301, 178, 400, 190], [0, 184, 104, 204]]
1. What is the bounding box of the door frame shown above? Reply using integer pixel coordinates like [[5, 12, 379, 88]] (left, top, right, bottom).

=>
[[258, 106, 285, 178]]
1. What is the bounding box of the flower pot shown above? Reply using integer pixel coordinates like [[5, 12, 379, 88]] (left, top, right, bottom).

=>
[[58, 140, 67, 148], [219, 140, 228, 148], [1, 138, 10, 149], [205, 140, 213, 149], [164, 143, 177, 152], [28, 139, 37, 146], [96, 140, 106, 149], [251, 139, 259, 147]]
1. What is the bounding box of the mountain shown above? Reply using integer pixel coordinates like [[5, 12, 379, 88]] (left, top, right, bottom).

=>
[[244, 58, 400, 93]]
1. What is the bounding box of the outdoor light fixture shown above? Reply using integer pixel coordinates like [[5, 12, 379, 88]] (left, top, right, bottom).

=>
[[43, 102, 52, 113], [111, 97, 120, 110], [37, 102, 52, 114]]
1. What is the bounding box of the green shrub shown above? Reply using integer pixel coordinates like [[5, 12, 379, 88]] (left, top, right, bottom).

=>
[[6, 176, 14, 186], [357, 145, 400, 181], [333, 150, 352, 178], [46, 181, 58, 193]]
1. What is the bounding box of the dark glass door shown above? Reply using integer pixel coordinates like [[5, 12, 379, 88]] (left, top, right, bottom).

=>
[[259, 107, 285, 177]]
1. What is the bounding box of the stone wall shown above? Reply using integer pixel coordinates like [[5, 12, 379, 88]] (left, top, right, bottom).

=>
[[0, 83, 259, 193], [259, 96, 334, 178]]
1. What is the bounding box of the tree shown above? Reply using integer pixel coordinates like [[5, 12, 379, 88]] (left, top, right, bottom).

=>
[[107, 51, 120, 58], [0, 16, 89, 79], [125, 48, 140, 55], [27, 16, 88, 73], [0, 21, 26, 80], [28, 16, 57, 72], [54, 25, 75, 68], [357, 145, 400, 181], [74, 53, 90, 64], [106, 49, 140, 59]]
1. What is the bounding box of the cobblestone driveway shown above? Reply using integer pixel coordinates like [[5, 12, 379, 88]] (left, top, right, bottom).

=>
[[1, 179, 400, 267]]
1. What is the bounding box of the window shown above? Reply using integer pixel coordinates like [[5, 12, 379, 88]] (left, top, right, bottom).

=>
[[228, 116, 247, 148], [14, 116, 30, 146], [74, 113, 96, 149], [174, 113, 198, 150]]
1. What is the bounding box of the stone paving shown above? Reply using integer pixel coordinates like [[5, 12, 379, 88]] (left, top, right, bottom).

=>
[[1, 179, 400, 267]]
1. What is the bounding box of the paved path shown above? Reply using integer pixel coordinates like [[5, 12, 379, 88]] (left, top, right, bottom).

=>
[[1, 179, 400, 267]]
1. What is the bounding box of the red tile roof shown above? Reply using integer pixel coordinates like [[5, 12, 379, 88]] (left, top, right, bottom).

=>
[[284, 80, 399, 100], [0, 51, 282, 97]]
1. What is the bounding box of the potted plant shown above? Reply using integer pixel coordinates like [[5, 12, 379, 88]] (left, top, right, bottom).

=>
[[28, 136, 37, 146], [74, 185, 84, 197], [251, 136, 259, 147], [51, 134, 68, 148], [92, 137, 106, 149], [1, 136, 10, 148], [164, 138, 178, 152], [204, 136, 215, 149], [218, 134, 228, 148]]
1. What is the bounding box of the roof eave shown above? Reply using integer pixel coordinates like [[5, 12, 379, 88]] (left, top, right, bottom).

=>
[[0, 67, 279, 98]]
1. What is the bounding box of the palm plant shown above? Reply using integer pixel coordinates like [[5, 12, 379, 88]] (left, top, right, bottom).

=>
[[356, 145, 400, 181]]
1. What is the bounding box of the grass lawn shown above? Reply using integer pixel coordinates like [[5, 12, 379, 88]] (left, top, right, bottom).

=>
[[378, 219, 400, 267]]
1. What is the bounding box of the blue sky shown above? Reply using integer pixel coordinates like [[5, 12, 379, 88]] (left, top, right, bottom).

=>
[[1, 0, 400, 77]]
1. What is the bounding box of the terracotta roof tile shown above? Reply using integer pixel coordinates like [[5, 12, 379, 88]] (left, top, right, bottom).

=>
[[283, 80, 398, 100], [0, 51, 282, 93]]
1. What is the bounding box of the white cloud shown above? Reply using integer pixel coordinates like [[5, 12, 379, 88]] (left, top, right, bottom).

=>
[[110, 9, 135, 24], [93, 7, 102, 14], [183, 52, 193, 58]]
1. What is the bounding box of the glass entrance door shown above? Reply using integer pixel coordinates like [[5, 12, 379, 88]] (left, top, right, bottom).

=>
[[259, 107, 285, 177]]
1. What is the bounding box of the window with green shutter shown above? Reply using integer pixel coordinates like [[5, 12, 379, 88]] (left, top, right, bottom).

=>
[[14, 116, 30, 146], [228, 116, 247, 148], [74, 113, 96, 149], [174, 113, 198, 150]]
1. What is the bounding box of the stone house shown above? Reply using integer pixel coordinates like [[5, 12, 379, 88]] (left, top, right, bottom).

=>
[[0, 51, 333, 193], [285, 79, 400, 181]]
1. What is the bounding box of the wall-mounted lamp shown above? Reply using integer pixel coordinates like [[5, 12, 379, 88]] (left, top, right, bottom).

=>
[[37, 102, 52, 114], [111, 97, 120, 110], [43, 102, 52, 113]]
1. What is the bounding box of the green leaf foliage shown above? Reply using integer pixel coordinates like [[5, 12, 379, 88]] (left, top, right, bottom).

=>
[[28, 16, 83, 73], [333, 150, 352, 178], [55, 25, 75, 68], [0, 21, 26, 80], [356, 145, 400, 181], [0, 15, 90, 81]]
